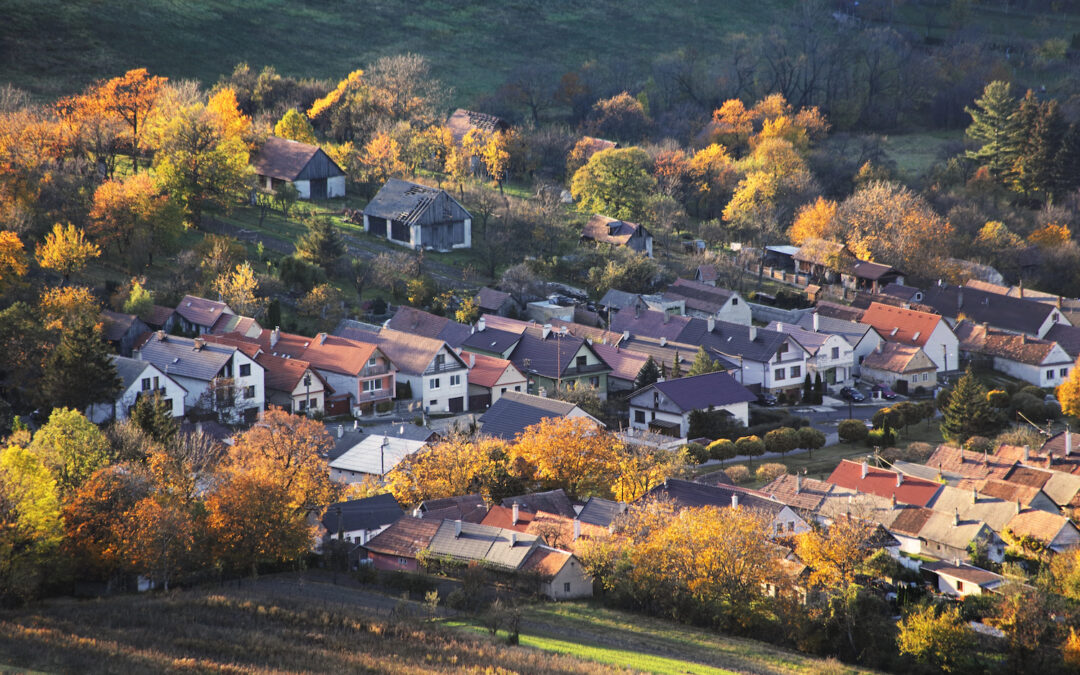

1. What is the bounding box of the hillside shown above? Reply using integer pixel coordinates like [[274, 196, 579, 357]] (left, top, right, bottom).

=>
[[0, 573, 870, 675], [0, 0, 788, 101]]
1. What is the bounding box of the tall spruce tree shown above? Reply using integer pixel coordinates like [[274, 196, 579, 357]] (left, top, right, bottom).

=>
[[130, 392, 179, 446], [813, 371, 825, 404], [635, 356, 661, 389], [670, 350, 683, 378], [802, 372, 813, 403], [965, 81, 1021, 180], [40, 320, 121, 413], [296, 216, 345, 271], [1011, 93, 1067, 201], [940, 367, 1001, 444], [687, 346, 721, 377]]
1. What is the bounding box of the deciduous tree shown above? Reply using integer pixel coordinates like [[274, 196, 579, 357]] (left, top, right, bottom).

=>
[[212, 262, 264, 316], [274, 108, 318, 144], [386, 434, 512, 505], [29, 407, 113, 494], [511, 417, 622, 499], [91, 68, 167, 172], [89, 173, 182, 265], [570, 147, 657, 222], [36, 223, 100, 283], [788, 197, 839, 245], [0, 231, 27, 292], [896, 604, 975, 673], [38, 285, 99, 332], [0, 443, 62, 604]]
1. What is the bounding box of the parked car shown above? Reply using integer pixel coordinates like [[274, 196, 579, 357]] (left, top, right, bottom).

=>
[[840, 387, 865, 402], [756, 392, 778, 406], [872, 385, 897, 400]]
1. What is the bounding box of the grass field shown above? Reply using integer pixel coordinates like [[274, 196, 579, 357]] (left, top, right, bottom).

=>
[[0, 575, 870, 675], [880, 131, 964, 183]]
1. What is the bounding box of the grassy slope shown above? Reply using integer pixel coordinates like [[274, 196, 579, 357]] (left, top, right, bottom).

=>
[[1, 0, 790, 101], [0, 576, 870, 675]]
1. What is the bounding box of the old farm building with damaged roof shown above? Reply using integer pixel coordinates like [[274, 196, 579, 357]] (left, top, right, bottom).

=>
[[362, 178, 472, 251], [253, 136, 346, 200]]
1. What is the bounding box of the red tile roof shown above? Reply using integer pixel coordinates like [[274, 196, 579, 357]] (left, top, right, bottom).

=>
[[521, 546, 572, 579], [363, 517, 440, 558], [480, 505, 536, 532], [860, 302, 944, 348], [826, 459, 942, 507], [461, 351, 519, 389]]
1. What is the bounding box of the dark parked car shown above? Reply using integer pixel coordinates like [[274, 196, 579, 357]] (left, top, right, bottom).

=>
[[840, 387, 865, 402], [872, 385, 897, 400], [756, 392, 778, 406]]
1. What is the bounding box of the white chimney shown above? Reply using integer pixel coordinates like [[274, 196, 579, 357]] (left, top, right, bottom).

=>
[[795, 474, 802, 493], [812, 312, 820, 331], [622, 330, 630, 341], [777, 322, 784, 333], [1067, 431, 1073, 457], [573, 518, 581, 541], [469, 353, 476, 368], [1023, 445, 1030, 461], [512, 502, 520, 525], [271, 326, 280, 348], [319, 332, 327, 345], [543, 323, 552, 339], [731, 493, 739, 508], [749, 326, 757, 341], [454, 519, 462, 537], [660, 337, 667, 346], [412, 507, 421, 518], [477, 317, 486, 332], [861, 460, 868, 479], [972, 487, 978, 504], [337, 424, 344, 438], [619, 501, 628, 514], [707, 316, 715, 333], [896, 472, 903, 488], [953, 509, 960, 526]]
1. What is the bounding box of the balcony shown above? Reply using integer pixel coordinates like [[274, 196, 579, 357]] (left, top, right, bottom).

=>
[[423, 361, 466, 376], [361, 363, 391, 377]]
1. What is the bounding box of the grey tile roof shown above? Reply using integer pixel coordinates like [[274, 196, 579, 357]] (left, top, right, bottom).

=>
[[329, 435, 429, 477], [646, 478, 786, 517], [419, 494, 488, 523], [766, 321, 836, 356], [662, 278, 735, 315], [175, 295, 231, 328], [793, 313, 879, 345], [578, 496, 625, 527], [500, 489, 578, 519], [428, 520, 538, 570], [371, 327, 466, 376], [321, 493, 404, 534], [611, 307, 690, 342], [478, 392, 593, 440], [363, 178, 470, 226], [639, 371, 756, 413], [111, 355, 152, 390], [100, 310, 139, 342], [1044, 323, 1080, 358], [599, 289, 643, 310], [477, 287, 512, 312], [136, 333, 234, 382], [386, 306, 472, 348], [506, 331, 609, 380], [895, 284, 1064, 336], [678, 316, 797, 364], [460, 325, 522, 355]]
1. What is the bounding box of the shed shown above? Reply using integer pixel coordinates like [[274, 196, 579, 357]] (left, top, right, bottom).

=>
[[363, 179, 472, 251], [253, 136, 346, 200]]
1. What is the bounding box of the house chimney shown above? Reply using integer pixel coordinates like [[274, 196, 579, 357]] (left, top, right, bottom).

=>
[[891, 494, 896, 507], [156, 330, 166, 341], [731, 493, 739, 508], [749, 326, 758, 341], [1058, 295, 1064, 310], [622, 330, 630, 341], [271, 326, 280, 348], [477, 317, 486, 332], [543, 324, 552, 339], [861, 460, 869, 479], [193, 337, 205, 351], [1018, 279, 1024, 298], [957, 287, 964, 310], [1067, 430, 1073, 457], [896, 472, 903, 488], [337, 424, 343, 438], [707, 316, 715, 333], [659, 337, 667, 346], [663, 312, 670, 324], [813, 312, 820, 331], [412, 507, 421, 518], [454, 519, 462, 537], [795, 473, 802, 493], [1023, 445, 1030, 462], [619, 501, 628, 514], [573, 518, 581, 541], [561, 326, 569, 336], [319, 332, 327, 345], [510, 532, 517, 546], [469, 353, 476, 368], [1016, 499, 1022, 515], [953, 509, 960, 526], [512, 502, 520, 525], [778, 322, 784, 333]]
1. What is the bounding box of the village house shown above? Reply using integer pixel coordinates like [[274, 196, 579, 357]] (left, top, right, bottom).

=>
[[849, 261, 905, 294], [365, 328, 471, 414], [589, 341, 649, 393], [461, 350, 526, 409], [922, 561, 1005, 598], [794, 239, 857, 285], [793, 312, 885, 377], [858, 342, 938, 394], [662, 278, 751, 325], [174, 295, 234, 335], [646, 479, 812, 537], [329, 434, 429, 483], [385, 306, 472, 349], [100, 310, 149, 357], [87, 355, 187, 424], [955, 320, 1073, 388], [144, 305, 178, 333], [361, 517, 440, 573], [694, 263, 719, 286], [252, 136, 346, 200], [478, 391, 602, 441], [202, 333, 330, 415], [628, 371, 756, 437], [827, 460, 942, 507], [446, 108, 510, 145], [581, 214, 653, 257], [134, 331, 265, 423], [362, 178, 472, 251], [859, 302, 959, 373], [505, 327, 612, 399], [418, 495, 489, 523], [500, 489, 580, 519], [475, 287, 518, 317], [320, 493, 404, 546], [766, 321, 855, 388], [481, 505, 606, 554]]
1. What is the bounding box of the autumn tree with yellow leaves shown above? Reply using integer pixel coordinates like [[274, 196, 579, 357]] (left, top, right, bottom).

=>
[[0, 231, 28, 292], [36, 223, 100, 283], [510, 417, 623, 499], [211, 262, 263, 316]]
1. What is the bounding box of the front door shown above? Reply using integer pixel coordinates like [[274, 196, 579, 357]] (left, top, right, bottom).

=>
[[310, 177, 328, 199], [448, 396, 464, 413]]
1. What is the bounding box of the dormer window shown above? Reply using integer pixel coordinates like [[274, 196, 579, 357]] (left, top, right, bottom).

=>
[[576, 355, 587, 368]]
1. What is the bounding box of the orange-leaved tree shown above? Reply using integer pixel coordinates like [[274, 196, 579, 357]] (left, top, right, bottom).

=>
[[510, 417, 622, 499], [91, 68, 167, 172], [386, 434, 512, 506], [0, 231, 28, 292]]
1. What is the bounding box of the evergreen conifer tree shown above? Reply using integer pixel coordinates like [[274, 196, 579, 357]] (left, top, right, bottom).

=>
[[296, 217, 345, 271], [635, 356, 661, 389], [688, 346, 720, 377], [940, 367, 1001, 444], [41, 320, 121, 412], [965, 81, 1021, 180], [671, 350, 683, 378], [130, 392, 179, 446]]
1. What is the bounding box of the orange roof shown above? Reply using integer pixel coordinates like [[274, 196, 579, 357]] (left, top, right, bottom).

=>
[[257, 352, 329, 394], [481, 505, 537, 532], [827, 459, 941, 507], [925, 445, 1014, 481], [462, 351, 519, 389], [218, 328, 380, 377], [860, 302, 943, 347], [521, 546, 572, 579], [202, 333, 262, 359]]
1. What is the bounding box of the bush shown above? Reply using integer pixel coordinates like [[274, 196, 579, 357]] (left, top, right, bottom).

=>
[[375, 401, 393, 413], [755, 463, 788, 484], [904, 442, 936, 462], [987, 389, 1010, 408], [838, 419, 869, 444], [867, 427, 896, 447], [278, 255, 327, 292], [708, 438, 737, 463], [682, 442, 710, 464], [726, 464, 751, 484], [963, 435, 993, 455]]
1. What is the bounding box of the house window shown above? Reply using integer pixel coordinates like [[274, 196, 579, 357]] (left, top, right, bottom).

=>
[[778, 342, 789, 354], [397, 557, 409, 567], [731, 298, 738, 305], [450, 374, 461, 386], [922, 373, 928, 381], [576, 355, 587, 368], [514, 385, 521, 391], [430, 378, 440, 389], [435, 354, 446, 368], [956, 580, 964, 592], [589, 376, 600, 387], [654, 391, 660, 407], [153, 376, 160, 390], [141, 377, 151, 391], [243, 386, 255, 399], [635, 410, 646, 423], [564, 583, 571, 593], [239, 364, 251, 377], [790, 365, 801, 378], [787, 521, 795, 532], [298, 399, 308, 411], [363, 379, 382, 392], [1047, 369, 1054, 381], [774, 368, 785, 380], [428, 399, 438, 407], [501, 387, 508, 394], [831, 347, 840, 359], [1062, 368, 1069, 378], [368, 357, 377, 367]]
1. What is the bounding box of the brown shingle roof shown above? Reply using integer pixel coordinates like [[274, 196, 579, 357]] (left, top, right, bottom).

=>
[[100, 310, 138, 342], [521, 546, 573, 579], [146, 305, 175, 329], [582, 214, 644, 246], [372, 327, 462, 376], [761, 473, 835, 512], [887, 506, 934, 537], [476, 287, 512, 312], [1006, 509, 1074, 546], [175, 295, 231, 328], [446, 109, 509, 144], [861, 342, 933, 374], [362, 517, 440, 558], [253, 136, 322, 181]]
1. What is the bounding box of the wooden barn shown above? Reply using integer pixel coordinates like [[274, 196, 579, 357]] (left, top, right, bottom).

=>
[[252, 136, 346, 200], [362, 179, 472, 251], [446, 109, 510, 145]]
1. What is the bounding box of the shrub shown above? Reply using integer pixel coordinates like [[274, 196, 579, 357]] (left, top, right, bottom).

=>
[[994, 426, 1045, 449], [755, 463, 788, 484], [278, 255, 327, 292], [838, 419, 869, 444], [726, 464, 751, 484], [682, 442, 710, 464], [375, 401, 393, 413], [987, 389, 1010, 408], [963, 435, 993, 455], [867, 427, 896, 447], [708, 438, 737, 463], [904, 442, 936, 462]]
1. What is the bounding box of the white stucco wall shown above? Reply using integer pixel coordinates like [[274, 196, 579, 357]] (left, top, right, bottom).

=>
[[327, 175, 346, 198]]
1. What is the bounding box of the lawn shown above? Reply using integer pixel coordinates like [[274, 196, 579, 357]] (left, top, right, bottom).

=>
[[450, 601, 872, 675], [880, 131, 963, 184], [1, 0, 792, 102]]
